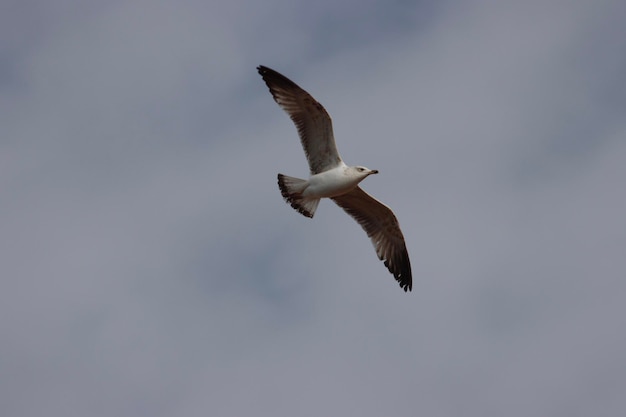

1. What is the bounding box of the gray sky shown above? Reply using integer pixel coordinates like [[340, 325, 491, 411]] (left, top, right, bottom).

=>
[[2, 0, 626, 416]]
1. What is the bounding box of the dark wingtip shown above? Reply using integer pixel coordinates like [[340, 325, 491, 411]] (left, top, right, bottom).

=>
[[257, 65, 278, 78], [257, 65, 301, 92], [386, 256, 412, 292], [398, 279, 412, 292], [400, 267, 412, 292]]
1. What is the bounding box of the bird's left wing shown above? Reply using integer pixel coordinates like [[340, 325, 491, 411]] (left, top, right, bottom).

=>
[[257, 65, 343, 174]]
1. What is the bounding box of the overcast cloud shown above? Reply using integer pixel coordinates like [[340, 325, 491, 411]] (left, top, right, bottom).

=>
[[1, 0, 626, 416]]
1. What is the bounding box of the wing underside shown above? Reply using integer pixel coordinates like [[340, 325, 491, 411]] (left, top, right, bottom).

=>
[[258, 65, 343, 174], [332, 187, 412, 292]]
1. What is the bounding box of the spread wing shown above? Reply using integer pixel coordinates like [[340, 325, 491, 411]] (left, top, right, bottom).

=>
[[332, 187, 412, 292], [258, 65, 343, 174]]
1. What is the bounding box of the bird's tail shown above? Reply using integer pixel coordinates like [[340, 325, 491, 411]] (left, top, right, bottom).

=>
[[277, 174, 320, 218]]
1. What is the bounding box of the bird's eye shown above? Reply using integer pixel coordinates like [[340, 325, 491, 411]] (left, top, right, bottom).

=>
[[358, 167, 364, 171]]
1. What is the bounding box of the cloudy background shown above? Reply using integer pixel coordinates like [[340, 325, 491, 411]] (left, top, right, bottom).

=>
[[2, 0, 626, 415]]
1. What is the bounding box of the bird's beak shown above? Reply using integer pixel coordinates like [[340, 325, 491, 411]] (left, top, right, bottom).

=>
[[370, 169, 379, 175]]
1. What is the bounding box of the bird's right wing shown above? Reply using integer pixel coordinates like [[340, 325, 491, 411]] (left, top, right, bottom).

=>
[[332, 187, 412, 292]]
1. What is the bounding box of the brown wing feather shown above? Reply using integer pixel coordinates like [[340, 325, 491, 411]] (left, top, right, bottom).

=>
[[257, 65, 342, 174], [332, 187, 412, 292]]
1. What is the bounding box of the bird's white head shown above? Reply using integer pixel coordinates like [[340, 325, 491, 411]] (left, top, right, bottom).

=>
[[351, 165, 379, 179]]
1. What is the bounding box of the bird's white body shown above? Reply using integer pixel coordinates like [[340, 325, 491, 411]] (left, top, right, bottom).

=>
[[303, 164, 376, 198]]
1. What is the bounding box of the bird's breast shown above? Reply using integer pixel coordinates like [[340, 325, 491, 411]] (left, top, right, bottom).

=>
[[303, 168, 361, 198]]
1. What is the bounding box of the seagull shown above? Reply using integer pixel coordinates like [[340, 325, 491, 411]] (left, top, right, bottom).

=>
[[257, 65, 412, 292]]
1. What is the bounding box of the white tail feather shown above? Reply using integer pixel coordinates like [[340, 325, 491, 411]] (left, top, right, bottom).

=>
[[277, 174, 320, 218]]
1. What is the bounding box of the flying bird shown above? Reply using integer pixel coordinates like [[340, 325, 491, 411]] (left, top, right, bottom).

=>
[[257, 65, 412, 292]]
